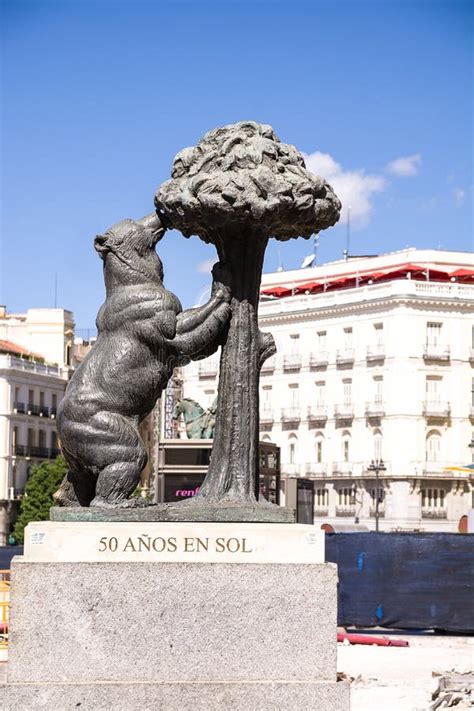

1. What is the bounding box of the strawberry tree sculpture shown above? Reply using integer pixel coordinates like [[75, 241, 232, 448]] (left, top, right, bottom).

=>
[[156, 121, 341, 516]]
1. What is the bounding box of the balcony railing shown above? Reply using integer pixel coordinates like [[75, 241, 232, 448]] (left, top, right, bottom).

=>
[[332, 461, 352, 476], [366, 345, 385, 361], [365, 400, 385, 417], [260, 356, 276, 374], [307, 406, 327, 422], [336, 505, 356, 517], [305, 462, 327, 476], [423, 344, 450, 361], [280, 463, 300, 476], [260, 408, 274, 424], [39, 406, 50, 417], [422, 461, 451, 476], [309, 352, 329, 368], [13, 401, 26, 414], [27, 404, 40, 416], [198, 361, 218, 378], [421, 508, 447, 519], [50, 408, 57, 419], [13, 445, 61, 459], [369, 507, 385, 517], [283, 354, 302, 371], [314, 507, 329, 517], [336, 349, 355, 365], [334, 404, 354, 420], [281, 408, 301, 423], [0, 354, 63, 377], [422, 401, 451, 418]]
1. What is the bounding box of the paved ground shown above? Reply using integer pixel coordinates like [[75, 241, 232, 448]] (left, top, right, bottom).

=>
[[338, 630, 473, 711]]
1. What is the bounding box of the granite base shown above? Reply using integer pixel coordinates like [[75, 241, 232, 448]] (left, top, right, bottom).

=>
[[0, 680, 350, 711], [0, 526, 349, 710]]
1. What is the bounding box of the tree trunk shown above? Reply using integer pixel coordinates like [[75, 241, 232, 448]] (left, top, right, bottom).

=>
[[198, 227, 268, 502]]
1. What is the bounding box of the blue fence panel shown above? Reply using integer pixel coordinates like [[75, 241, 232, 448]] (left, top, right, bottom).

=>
[[325, 532, 474, 633]]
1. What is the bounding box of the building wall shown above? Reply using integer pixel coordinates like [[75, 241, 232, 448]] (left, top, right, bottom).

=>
[[181, 250, 474, 532], [0, 308, 75, 370]]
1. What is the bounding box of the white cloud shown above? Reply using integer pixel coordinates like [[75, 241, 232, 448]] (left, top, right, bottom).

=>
[[304, 151, 386, 229], [196, 258, 215, 274], [386, 154, 421, 177], [453, 187, 465, 206]]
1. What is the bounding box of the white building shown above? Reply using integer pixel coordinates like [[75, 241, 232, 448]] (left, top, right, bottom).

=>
[[181, 248, 474, 532], [0, 307, 73, 544]]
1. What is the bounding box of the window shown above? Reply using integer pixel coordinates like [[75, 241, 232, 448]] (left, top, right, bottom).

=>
[[338, 487, 355, 506], [28, 389, 34, 406], [369, 487, 385, 505], [315, 435, 324, 463], [38, 430, 45, 448], [290, 334, 300, 354], [289, 384, 299, 408], [262, 386, 272, 411], [39, 391, 45, 407], [66, 344, 72, 366], [426, 376, 441, 402], [426, 322, 442, 346], [374, 323, 384, 345], [374, 376, 383, 403], [315, 381, 325, 407], [373, 430, 383, 461], [52, 393, 57, 410], [343, 379, 352, 406], [421, 488, 446, 509], [343, 327, 353, 348], [51, 431, 58, 449], [12, 426, 19, 452], [27, 428, 35, 447], [426, 431, 441, 462], [342, 431, 351, 462], [14, 386, 20, 402], [315, 488, 328, 507], [288, 436, 298, 464], [204, 389, 215, 406], [317, 331, 327, 350]]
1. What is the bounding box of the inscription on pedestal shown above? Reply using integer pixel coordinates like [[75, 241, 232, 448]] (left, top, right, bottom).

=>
[[23, 522, 324, 564]]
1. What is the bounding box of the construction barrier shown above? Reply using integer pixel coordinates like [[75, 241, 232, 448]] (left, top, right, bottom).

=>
[[326, 532, 474, 633], [0, 569, 10, 649]]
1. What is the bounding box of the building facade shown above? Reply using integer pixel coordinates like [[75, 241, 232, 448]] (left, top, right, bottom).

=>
[[0, 307, 73, 544], [181, 249, 474, 532]]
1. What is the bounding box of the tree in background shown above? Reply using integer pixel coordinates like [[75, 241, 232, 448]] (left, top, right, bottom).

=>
[[13, 457, 67, 544]]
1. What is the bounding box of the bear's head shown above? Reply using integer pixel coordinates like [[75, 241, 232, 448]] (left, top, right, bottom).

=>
[[94, 213, 166, 286]]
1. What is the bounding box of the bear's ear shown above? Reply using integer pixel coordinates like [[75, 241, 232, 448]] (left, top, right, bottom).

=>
[[94, 234, 109, 259]]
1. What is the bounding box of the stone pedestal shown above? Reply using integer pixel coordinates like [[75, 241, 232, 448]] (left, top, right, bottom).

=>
[[0, 522, 349, 710]]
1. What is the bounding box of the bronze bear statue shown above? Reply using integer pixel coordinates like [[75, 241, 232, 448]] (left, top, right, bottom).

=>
[[55, 213, 231, 507]]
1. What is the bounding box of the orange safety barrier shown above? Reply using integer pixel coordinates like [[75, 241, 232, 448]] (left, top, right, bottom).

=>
[[0, 570, 11, 649]]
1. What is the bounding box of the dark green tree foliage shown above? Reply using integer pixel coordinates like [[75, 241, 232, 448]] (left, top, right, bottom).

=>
[[14, 457, 67, 543]]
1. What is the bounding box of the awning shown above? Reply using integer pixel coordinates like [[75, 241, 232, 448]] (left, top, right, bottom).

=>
[[260, 285, 293, 297], [450, 268, 474, 278]]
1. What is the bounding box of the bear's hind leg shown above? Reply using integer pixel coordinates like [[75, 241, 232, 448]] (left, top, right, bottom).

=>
[[90, 461, 146, 508]]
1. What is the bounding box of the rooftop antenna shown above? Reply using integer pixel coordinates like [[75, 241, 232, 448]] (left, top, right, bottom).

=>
[[343, 206, 351, 260]]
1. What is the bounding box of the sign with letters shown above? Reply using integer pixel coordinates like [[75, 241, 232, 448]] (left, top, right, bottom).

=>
[[23, 521, 325, 564]]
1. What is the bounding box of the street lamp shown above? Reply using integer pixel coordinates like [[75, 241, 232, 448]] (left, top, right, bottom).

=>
[[367, 459, 386, 532]]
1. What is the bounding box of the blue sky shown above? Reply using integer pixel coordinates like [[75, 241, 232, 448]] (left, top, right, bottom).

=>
[[1, 0, 472, 333]]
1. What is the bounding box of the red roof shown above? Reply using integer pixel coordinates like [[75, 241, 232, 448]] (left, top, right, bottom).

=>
[[0, 340, 44, 360], [450, 268, 474, 278], [260, 262, 470, 298]]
